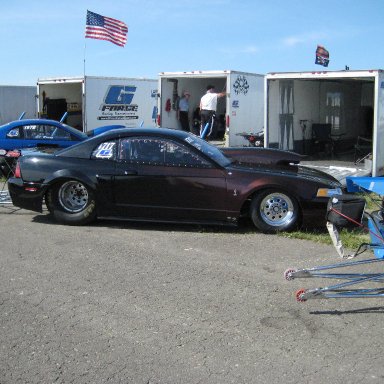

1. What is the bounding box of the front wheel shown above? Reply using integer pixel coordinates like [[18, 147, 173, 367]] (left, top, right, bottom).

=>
[[46, 180, 96, 225], [250, 189, 301, 233]]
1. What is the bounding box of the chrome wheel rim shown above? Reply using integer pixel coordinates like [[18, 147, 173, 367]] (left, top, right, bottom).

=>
[[259, 192, 295, 227], [58, 181, 89, 213]]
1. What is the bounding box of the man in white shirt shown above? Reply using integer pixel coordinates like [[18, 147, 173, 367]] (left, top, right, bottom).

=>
[[199, 85, 226, 138]]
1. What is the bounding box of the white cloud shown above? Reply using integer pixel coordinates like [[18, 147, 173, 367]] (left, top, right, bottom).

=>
[[281, 32, 329, 47], [282, 36, 306, 47], [218, 45, 260, 55], [242, 46, 260, 54]]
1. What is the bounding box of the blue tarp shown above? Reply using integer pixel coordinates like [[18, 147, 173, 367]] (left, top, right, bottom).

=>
[[346, 176, 384, 195]]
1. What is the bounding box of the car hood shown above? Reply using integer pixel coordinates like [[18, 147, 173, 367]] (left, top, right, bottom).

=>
[[221, 147, 304, 166], [228, 160, 342, 187], [296, 164, 343, 185], [222, 147, 341, 185]]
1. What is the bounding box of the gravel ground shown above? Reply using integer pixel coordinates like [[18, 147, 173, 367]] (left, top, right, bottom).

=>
[[1, 206, 384, 383]]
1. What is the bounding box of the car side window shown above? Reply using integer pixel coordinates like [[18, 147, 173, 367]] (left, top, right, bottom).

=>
[[22, 124, 72, 141], [91, 141, 117, 161], [23, 125, 48, 139], [119, 137, 212, 168]]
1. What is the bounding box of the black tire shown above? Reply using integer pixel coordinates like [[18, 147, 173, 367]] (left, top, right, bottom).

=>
[[250, 189, 301, 233], [46, 180, 96, 225]]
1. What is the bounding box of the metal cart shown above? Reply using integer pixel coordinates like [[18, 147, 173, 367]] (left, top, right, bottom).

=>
[[0, 149, 20, 205], [285, 177, 384, 302]]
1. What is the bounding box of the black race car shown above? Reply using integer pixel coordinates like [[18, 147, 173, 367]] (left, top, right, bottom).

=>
[[8, 128, 343, 232]]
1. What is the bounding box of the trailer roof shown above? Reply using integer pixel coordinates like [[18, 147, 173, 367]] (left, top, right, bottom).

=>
[[37, 75, 156, 84], [158, 70, 264, 78], [266, 69, 383, 80]]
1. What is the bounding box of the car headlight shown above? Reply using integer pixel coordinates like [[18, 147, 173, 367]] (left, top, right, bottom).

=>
[[316, 187, 343, 197]]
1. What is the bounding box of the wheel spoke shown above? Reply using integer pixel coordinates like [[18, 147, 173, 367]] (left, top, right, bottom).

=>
[[59, 181, 89, 213], [260, 193, 294, 227]]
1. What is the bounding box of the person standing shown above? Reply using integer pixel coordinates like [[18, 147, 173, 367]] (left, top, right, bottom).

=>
[[199, 85, 226, 138], [192, 106, 201, 135], [177, 91, 191, 131]]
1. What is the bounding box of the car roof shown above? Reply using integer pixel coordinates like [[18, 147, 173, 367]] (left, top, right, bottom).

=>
[[99, 127, 188, 138], [0, 119, 87, 138], [56, 127, 191, 158]]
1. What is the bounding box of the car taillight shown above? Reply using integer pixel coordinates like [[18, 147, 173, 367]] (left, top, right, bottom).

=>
[[157, 114, 161, 126], [14, 161, 21, 178]]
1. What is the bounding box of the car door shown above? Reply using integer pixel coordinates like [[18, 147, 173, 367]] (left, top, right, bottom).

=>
[[112, 136, 229, 223]]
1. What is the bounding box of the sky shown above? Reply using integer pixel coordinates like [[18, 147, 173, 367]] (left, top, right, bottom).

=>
[[1, 0, 384, 85]]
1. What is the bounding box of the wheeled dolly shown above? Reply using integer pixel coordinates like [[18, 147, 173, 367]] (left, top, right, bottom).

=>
[[285, 176, 384, 302]]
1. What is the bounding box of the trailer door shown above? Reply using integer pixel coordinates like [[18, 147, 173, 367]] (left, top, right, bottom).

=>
[[228, 73, 264, 146], [374, 72, 384, 176]]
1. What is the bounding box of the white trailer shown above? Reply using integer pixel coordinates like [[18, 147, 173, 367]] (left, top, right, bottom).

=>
[[0, 85, 36, 124], [157, 70, 264, 146], [37, 76, 158, 133], [265, 69, 384, 176]]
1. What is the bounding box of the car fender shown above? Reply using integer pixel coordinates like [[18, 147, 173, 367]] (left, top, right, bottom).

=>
[[249, 182, 301, 200], [239, 181, 304, 215], [44, 169, 97, 191]]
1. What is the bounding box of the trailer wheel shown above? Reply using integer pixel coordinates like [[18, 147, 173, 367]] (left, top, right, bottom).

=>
[[46, 180, 96, 225], [250, 189, 300, 233], [295, 289, 307, 302], [284, 268, 297, 281]]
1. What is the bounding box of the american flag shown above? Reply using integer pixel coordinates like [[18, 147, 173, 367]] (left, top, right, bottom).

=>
[[85, 10, 128, 47]]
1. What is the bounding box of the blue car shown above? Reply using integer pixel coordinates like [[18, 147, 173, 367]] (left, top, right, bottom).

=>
[[0, 118, 125, 151]]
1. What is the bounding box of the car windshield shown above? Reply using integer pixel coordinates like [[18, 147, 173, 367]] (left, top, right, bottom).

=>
[[184, 135, 231, 167]]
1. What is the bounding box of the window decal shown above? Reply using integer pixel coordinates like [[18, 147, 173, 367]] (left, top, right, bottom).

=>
[[94, 142, 116, 159]]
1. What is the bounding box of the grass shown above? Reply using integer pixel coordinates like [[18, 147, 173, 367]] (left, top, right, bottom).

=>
[[279, 227, 370, 251], [279, 192, 382, 251]]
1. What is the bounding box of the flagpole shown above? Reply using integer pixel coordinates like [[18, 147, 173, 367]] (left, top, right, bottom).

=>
[[84, 9, 88, 78], [83, 40, 87, 133], [83, 41, 87, 77], [83, 10, 89, 133]]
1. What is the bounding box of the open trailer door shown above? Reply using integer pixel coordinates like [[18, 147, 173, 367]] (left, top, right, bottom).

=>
[[373, 71, 384, 176], [158, 71, 264, 146], [227, 72, 264, 147]]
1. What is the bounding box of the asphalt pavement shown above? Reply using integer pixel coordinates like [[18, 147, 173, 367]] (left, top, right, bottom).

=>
[[1, 206, 384, 383]]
